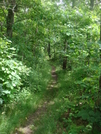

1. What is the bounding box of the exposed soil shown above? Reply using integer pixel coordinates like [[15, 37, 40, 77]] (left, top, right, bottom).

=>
[[15, 66, 57, 134]]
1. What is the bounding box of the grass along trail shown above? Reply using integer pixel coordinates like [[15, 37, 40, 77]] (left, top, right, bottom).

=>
[[15, 66, 58, 134]]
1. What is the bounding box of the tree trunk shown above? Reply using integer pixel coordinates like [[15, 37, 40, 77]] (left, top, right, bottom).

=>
[[63, 40, 67, 70], [72, 0, 75, 8], [99, 71, 101, 92], [63, 56, 67, 70], [54, 48, 55, 59], [90, 0, 94, 10], [7, 9, 14, 37], [47, 42, 51, 58], [0, 23, 3, 32], [7, 0, 16, 37]]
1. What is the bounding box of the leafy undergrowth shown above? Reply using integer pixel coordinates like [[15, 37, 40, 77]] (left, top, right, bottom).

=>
[[0, 61, 51, 134], [30, 63, 101, 134], [55, 66, 101, 134], [0, 61, 101, 134], [0, 92, 41, 134]]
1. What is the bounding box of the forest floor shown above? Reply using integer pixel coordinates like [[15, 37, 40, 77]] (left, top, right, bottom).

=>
[[15, 66, 58, 134]]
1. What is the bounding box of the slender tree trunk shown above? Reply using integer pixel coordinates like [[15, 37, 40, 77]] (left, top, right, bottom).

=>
[[47, 42, 51, 58], [54, 47, 55, 59], [0, 23, 2, 32], [7, 9, 14, 37], [72, 0, 75, 8], [7, 0, 16, 37], [63, 40, 67, 70], [90, 0, 94, 10], [63, 56, 67, 70]]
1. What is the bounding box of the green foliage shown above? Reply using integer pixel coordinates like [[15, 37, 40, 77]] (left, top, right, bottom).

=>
[[77, 109, 101, 123], [0, 61, 51, 134], [0, 7, 7, 37], [27, 59, 51, 92], [0, 0, 101, 133], [0, 90, 42, 134], [0, 38, 30, 104]]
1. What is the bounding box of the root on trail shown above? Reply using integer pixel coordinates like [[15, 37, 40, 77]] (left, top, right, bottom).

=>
[[15, 66, 57, 134]]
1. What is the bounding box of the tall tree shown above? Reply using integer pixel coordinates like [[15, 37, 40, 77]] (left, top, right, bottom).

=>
[[6, 0, 16, 37], [90, 0, 94, 10]]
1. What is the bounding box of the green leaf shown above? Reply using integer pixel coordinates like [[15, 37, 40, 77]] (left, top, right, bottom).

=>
[[0, 98, 3, 104], [2, 90, 10, 94], [77, 109, 89, 120]]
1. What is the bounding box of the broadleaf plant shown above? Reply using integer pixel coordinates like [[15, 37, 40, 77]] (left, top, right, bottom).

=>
[[0, 38, 31, 103]]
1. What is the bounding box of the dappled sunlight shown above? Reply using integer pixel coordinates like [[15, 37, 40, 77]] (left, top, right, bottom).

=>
[[0, 0, 101, 133]]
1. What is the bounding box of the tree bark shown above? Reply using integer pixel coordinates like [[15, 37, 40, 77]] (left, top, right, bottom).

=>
[[63, 56, 67, 70], [7, 0, 16, 37], [7, 9, 14, 37], [90, 0, 94, 10], [72, 0, 75, 8], [47, 42, 51, 58], [0, 22, 3, 32], [63, 40, 67, 70]]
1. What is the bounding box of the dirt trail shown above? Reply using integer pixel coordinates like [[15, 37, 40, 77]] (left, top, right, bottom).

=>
[[15, 66, 57, 134]]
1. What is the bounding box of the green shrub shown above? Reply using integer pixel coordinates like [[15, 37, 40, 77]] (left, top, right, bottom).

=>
[[0, 38, 31, 104]]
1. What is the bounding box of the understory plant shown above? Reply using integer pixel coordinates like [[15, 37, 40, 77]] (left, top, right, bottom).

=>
[[0, 38, 31, 104]]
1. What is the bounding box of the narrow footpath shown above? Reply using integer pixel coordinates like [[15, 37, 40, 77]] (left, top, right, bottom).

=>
[[15, 66, 57, 134]]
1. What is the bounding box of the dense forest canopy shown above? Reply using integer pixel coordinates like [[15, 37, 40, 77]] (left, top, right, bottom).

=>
[[0, 0, 101, 133]]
